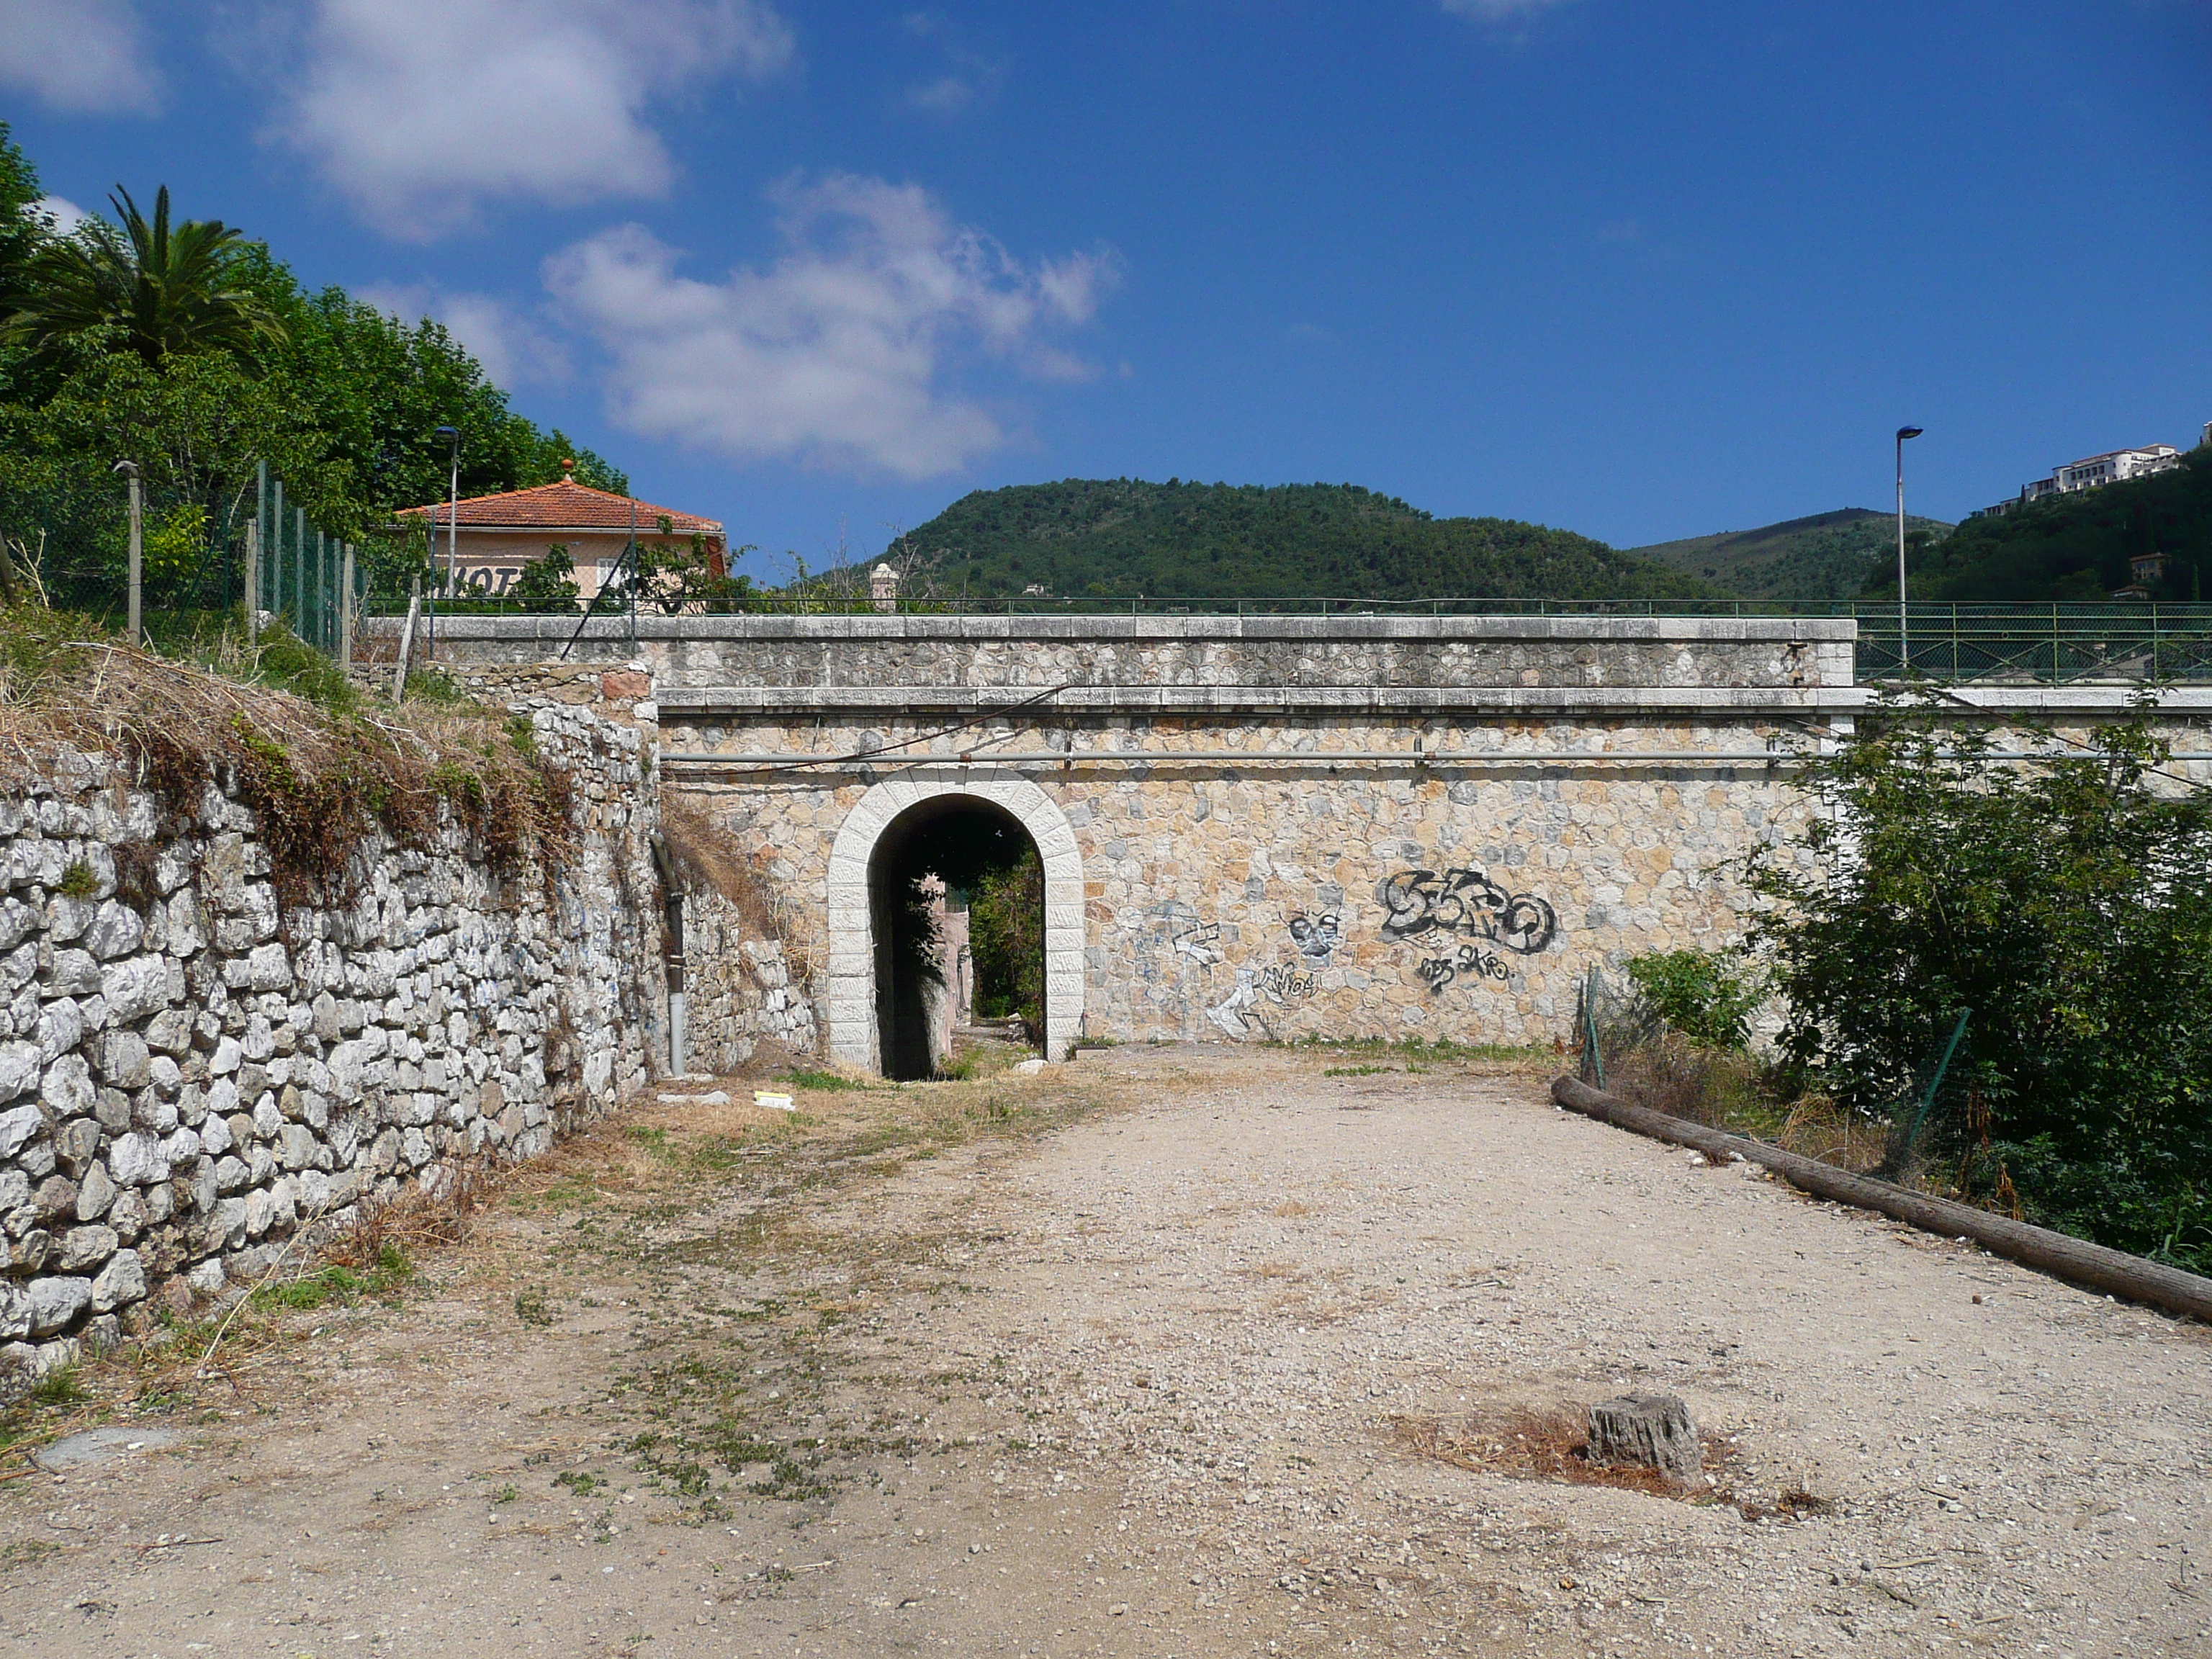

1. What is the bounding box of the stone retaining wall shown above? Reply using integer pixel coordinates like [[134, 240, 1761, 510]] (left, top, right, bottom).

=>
[[0, 706, 668, 1387], [683, 901, 817, 1072]]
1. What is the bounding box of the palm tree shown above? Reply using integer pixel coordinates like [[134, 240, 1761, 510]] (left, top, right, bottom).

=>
[[2, 184, 287, 371]]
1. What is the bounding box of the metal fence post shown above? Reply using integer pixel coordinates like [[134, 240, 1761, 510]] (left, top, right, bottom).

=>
[[270, 477, 283, 619], [123, 464, 142, 646], [243, 519, 258, 652], [293, 507, 305, 639], [340, 543, 354, 673]]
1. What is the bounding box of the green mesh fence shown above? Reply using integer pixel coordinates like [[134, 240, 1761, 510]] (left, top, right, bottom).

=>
[[0, 459, 365, 657], [251, 465, 365, 658]]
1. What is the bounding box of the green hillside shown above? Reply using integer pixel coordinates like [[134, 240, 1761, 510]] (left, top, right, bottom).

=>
[[1627, 508, 1953, 605], [1898, 446, 2212, 601], [890, 478, 1722, 603]]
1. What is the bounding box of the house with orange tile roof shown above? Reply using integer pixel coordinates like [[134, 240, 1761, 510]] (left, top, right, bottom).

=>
[[396, 470, 725, 602]]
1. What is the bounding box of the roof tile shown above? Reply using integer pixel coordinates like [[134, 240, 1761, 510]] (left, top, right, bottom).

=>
[[397, 478, 721, 536]]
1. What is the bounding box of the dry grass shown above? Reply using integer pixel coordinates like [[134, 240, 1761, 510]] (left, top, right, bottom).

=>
[[1605, 1036, 1892, 1177], [0, 611, 578, 911]]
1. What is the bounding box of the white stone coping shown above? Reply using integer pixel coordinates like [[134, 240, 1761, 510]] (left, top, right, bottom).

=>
[[657, 683, 2212, 718], [656, 684, 1858, 716]]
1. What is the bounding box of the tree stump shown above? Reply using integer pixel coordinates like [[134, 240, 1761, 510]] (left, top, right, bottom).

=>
[[1586, 1394, 1701, 1483]]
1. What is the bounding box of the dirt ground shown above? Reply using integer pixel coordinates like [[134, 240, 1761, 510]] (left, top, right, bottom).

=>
[[1, 1044, 2208, 1659]]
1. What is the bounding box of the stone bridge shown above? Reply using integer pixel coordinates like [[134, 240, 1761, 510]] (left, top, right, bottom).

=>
[[400, 613, 2212, 1076]]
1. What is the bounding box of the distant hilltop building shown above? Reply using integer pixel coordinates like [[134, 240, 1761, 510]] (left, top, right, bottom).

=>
[[397, 469, 724, 600], [1974, 431, 2198, 518]]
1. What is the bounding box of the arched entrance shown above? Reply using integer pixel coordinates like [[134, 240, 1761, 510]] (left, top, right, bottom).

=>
[[825, 774, 1084, 1073]]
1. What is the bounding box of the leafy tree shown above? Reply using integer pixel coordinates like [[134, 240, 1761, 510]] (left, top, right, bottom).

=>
[[1746, 693, 2212, 1267], [0, 346, 344, 608], [969, 848, 1043, 1040], [0, 122, 47, 305], [511, 543, 580, 612], [3, 186, 288, 373], [605, 518, 757, 613]]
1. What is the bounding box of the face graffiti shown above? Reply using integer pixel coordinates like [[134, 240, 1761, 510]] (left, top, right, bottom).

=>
[[1373, 866, 1560, 956], [1287, 912, 1341, 963]]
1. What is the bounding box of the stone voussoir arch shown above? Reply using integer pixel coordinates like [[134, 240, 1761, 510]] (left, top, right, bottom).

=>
[[824, 770, 1085, 1072]]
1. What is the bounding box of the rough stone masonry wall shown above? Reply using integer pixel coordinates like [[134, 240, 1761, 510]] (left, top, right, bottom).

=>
[[667, 711, 1820, 1050], [682, 891, 818, 1071], [0, 706, 670, 1387], [366, 655, 822, 1076], [667, 704, 2212, 1053]]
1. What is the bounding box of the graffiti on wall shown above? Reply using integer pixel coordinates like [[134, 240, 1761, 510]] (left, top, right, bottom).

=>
[[1197, 907, 1338, 1038], [1172, 920, 1224, 965], [1288, 911, 1340, 963], [1375, 866, 1559, 956], [1416, 942, 1514, 996]]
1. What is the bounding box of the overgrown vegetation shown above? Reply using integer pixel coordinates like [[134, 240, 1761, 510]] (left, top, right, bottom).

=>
[[968, 846, 1043, 1037], [1623, 949, 1761, 1051], [1743, 693, 2212, 1268], [1604, 697, 2212, 1272], [0, 600, 581, 909], [0, 121, 622, 614]]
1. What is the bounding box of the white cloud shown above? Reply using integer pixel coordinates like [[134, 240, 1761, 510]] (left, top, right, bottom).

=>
[[271, 0, 796, 239], [897, 9, 1004, 118], [544, 173, 1120, 480], [357, 282, 572, 387], [0, 0, 161, 112], [35, 195, 90, 235], [1439, 0, 1575, 19]]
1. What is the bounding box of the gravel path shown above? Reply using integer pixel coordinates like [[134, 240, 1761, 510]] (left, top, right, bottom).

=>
[[1, 1046, 2206, 1658]]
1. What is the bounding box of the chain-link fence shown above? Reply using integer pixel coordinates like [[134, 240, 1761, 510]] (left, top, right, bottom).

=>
[[0, 459, 366, 659], [249, 464, 364, 659]]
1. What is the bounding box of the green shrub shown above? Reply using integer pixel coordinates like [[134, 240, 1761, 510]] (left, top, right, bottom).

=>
[[1747, 693, 2212, 1269], [1624, 949, 1761, 1051]]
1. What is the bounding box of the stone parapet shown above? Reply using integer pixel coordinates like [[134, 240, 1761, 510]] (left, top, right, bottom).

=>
[[367, 613, 1858, 694]]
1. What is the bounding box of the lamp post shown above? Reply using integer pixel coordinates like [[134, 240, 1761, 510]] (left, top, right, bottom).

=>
[[1895, 425, 1923, 675], [431, 425, 459, 660]]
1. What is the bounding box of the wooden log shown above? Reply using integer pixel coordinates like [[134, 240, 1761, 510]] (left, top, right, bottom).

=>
[[1551, 1075, 2212, 1322], [1586, 1394, 1699, 1483]]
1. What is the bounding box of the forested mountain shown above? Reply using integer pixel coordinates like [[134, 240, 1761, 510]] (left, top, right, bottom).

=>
[[891, 478, 1722, 602], [0, 123, 619, 600], [1627, 508, 1953, 605], [1896, 446, 2212, 601]]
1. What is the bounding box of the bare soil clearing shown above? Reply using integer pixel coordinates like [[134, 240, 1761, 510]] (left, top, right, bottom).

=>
[[1, 1046, 2206, 1658]]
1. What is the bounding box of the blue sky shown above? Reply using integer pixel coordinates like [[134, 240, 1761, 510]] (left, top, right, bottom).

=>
[[4, 0, 2209, 580]]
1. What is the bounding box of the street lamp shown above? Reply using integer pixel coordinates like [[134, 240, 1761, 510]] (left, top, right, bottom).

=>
[[431, 425, 459, 659], [1895, 426, 1923, 675]]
